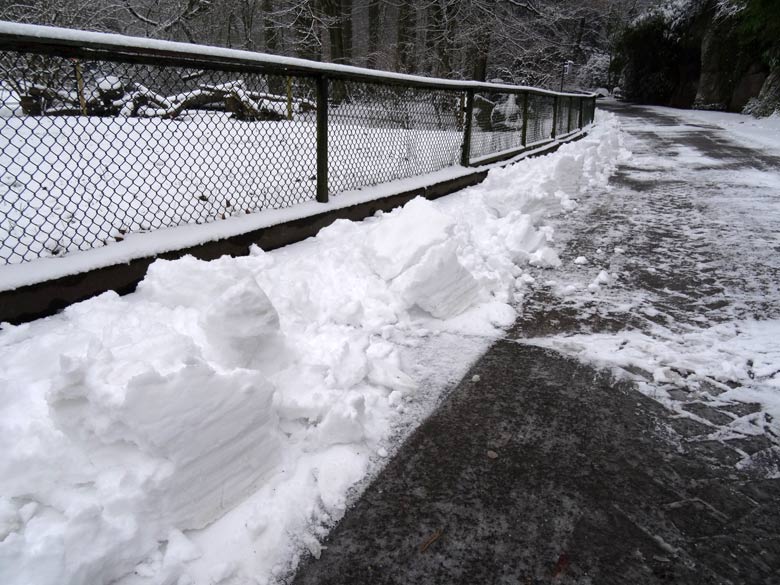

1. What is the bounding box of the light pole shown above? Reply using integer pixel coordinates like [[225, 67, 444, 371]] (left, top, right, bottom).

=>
[[560, 60, 573, 92]]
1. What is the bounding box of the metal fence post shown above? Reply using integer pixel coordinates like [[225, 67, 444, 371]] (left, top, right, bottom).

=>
[[551, 95, 558, 139], [316, 74, 329, 203], [521, 91, 529, 147], [461, 88, 474, 167]]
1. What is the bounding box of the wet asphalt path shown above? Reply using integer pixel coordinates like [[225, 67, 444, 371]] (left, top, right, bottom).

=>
[[291, 104, 780, 585]]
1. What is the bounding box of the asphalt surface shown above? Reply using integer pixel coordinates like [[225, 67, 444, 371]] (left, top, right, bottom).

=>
[[291, 103, 780, 585]]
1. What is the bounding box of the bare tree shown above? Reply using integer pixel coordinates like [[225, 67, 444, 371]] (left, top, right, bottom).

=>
[[118, 0, 212, 42], [0, 0, 659, 88]]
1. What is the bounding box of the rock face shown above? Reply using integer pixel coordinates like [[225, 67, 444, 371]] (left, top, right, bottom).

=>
[[731, 63, 770, 110], [618, 14, 694, 107], [693, 11, 768, 111], [618, 0, 775, 116], [695, 18, 739, 109], [744, 66, 780, 116]]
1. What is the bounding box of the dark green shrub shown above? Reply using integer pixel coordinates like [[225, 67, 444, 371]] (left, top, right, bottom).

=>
[[616, 15, 686, 104]]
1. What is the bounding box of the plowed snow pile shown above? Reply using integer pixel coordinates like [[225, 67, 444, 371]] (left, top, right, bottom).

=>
[[0, 113, 626, 585]]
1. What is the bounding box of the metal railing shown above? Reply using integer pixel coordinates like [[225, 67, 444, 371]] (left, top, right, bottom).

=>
[[0, 23, 596, 266]]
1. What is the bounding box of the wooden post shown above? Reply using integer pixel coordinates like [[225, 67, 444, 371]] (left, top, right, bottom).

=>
[[316, 75, 329, 203], [72, 59, 87, 116], [286, 76, 293, 121], [521, 91, 529, 147], [551, 95, 558, 139], [460, 89, 474, 167]]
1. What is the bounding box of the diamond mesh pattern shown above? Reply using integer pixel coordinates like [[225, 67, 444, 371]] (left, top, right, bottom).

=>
[[555, 96, 571, 137], [525, 94, 556, 146], [327, 79, 463, 194], [582, 99, 596, 127], [0, 45, 594, 266], [470, 91, 526, 162], [0, 52, 317, 264]]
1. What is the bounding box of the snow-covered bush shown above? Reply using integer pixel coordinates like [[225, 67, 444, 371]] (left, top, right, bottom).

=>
[[576, 53, 611, 90]]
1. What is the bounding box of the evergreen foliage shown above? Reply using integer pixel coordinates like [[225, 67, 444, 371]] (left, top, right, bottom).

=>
[[614, 13, 684, 104]]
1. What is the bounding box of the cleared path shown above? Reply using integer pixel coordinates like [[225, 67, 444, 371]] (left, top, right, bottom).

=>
[[291, 103, 780, 585]]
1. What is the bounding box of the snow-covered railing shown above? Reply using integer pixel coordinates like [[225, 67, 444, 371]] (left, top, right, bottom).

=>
[[0, 22, 597, 266]]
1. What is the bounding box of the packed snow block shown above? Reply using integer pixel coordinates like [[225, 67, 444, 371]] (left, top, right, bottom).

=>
[[314, 395, 367, 446], [137, 255, 252, 308], [200, 278, 288, 370], [125, 366, 281, 529], [498, 212, 549, 263], [365, 197, 454, 281], [49, 359, 282, 531], [529, 247, 562, 268], [392, 241, 481, 319], [366, 341, 417, 394], [552, 153, 585, 187], [587, 269, 611, 291]]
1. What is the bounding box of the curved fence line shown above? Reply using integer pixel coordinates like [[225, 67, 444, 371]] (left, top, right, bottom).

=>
[[0, 22, 596, 266]]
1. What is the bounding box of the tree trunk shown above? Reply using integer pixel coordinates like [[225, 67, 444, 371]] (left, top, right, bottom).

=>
[[342, 0, 352, 62], [263, 0, 280, 54], [294, 4, 321, 61], [426, 0, 457, 78], [367, 0, 381, 69], [396, 0, 415, 73], [320, 0, 348, 64], [471, 26, 491, 82], [239, 0, 257, 50]]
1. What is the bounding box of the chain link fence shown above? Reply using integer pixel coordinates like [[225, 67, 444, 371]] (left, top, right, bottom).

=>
[[0, 24, 596, 266], [328, 79, 464, 195]]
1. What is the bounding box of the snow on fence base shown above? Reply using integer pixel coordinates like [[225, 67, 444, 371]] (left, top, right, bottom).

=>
[[0, 134, 588, 324]]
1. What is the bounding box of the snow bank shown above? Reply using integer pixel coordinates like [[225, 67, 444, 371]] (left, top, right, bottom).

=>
[[0, 112, 625, 585]]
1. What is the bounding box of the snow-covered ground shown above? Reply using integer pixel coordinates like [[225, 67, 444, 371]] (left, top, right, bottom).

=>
[[0, 113, 624, 585], [533, 321, 780, 445], [658, 106, 780, 155], [0, 108, 465, 265]]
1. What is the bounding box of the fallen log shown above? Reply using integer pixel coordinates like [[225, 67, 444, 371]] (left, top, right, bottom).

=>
[[17, 78, 311, 121]]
